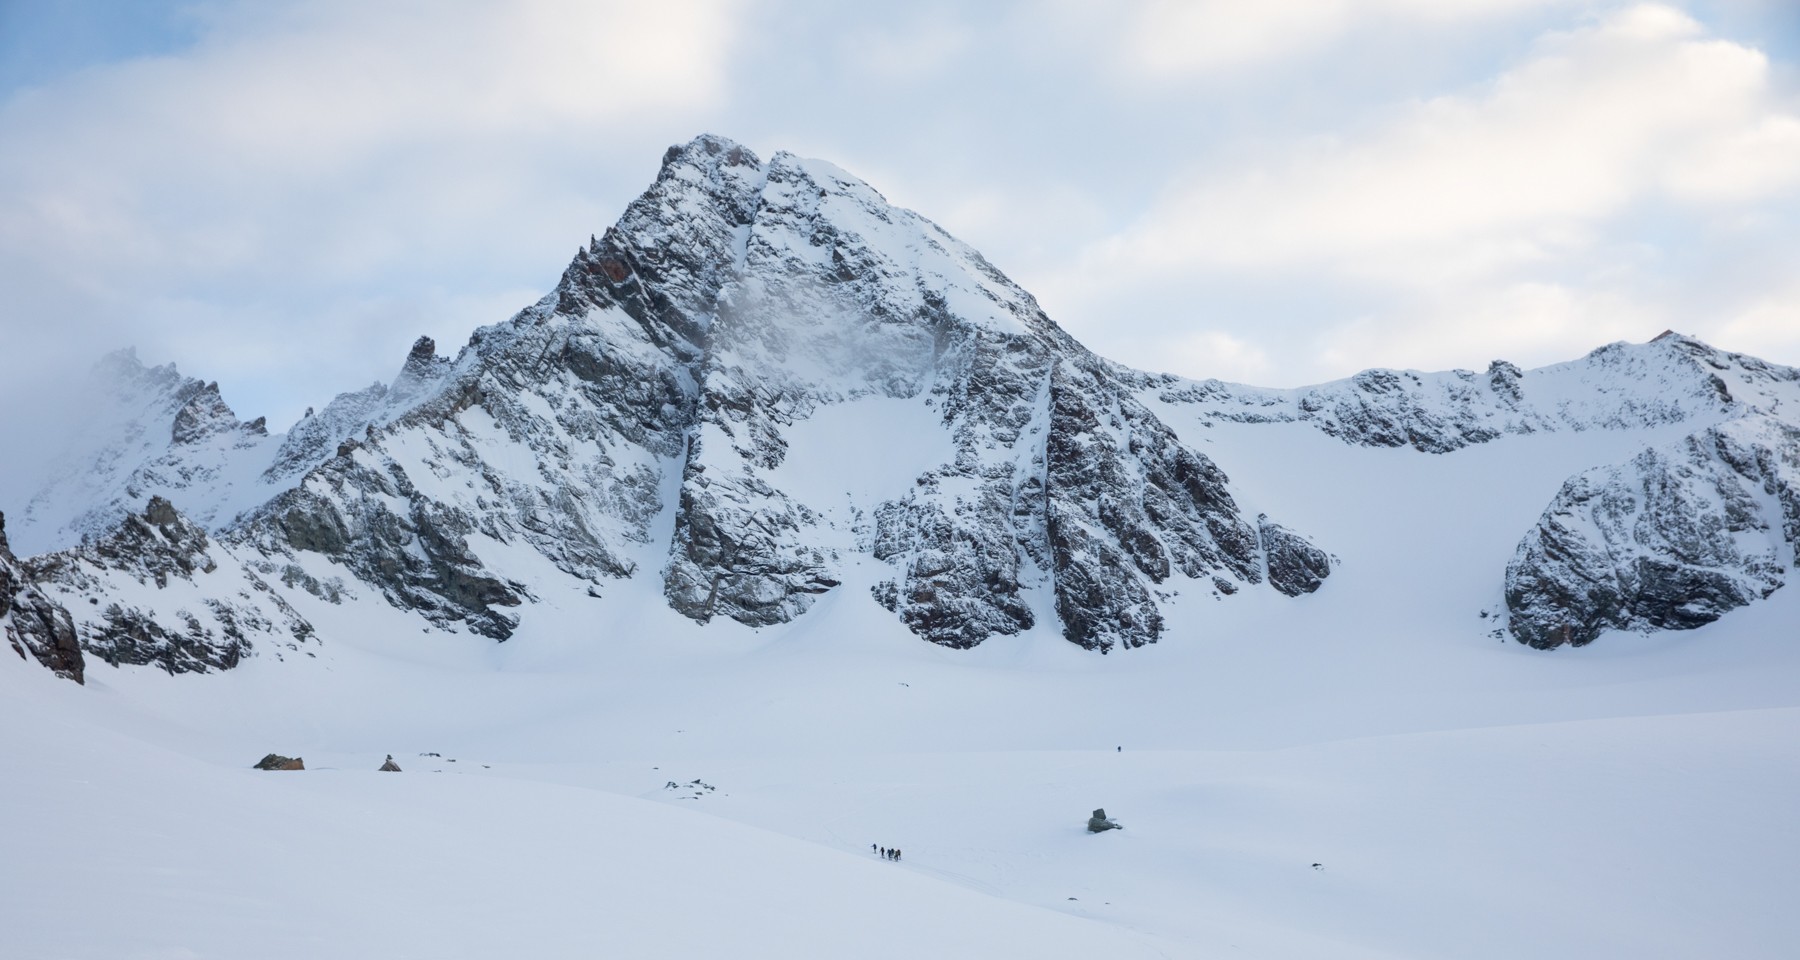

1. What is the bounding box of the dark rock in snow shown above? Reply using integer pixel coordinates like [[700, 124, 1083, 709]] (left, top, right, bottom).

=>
[[1506, 415, 1800, 648], [254, 754, 304, 771], [1087, 808, 1122, 833], [25, 498, 313, 673], [379, 755, 401, 772], [1259, 515, 1331, 597], [0, 511, 84, 683]]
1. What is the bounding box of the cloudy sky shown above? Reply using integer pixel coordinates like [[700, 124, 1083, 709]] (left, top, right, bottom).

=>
[[2, 0, 1797, 453]]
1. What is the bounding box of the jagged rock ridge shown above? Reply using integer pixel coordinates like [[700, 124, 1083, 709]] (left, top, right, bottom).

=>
[[1144, 332, 1800, 453]]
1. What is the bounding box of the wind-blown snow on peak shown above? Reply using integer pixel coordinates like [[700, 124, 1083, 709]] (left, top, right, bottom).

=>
[[656, 139, 1321, 650], [15, 350, 281, 555]]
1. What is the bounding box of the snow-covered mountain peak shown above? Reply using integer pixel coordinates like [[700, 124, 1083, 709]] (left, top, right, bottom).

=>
[[197, 135, 1327, 649]]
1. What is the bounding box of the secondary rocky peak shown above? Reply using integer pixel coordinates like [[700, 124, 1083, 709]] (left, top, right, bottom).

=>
[[170, 381, 243, 445]]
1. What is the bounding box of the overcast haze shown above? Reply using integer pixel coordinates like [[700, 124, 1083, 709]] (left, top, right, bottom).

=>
[[2, 0, 1798, 503]]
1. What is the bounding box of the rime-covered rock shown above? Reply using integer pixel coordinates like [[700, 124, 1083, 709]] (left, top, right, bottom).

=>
[[1505, 415, 1800, 648]]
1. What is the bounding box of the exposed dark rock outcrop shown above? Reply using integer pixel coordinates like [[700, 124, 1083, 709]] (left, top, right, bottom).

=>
[[1259, 515, 1332, 597], [254, 754, 304, 770], [1505, 416, 1800, 648]]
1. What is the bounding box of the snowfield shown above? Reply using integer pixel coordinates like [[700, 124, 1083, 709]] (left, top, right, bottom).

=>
[[6, 412, 1798, 959]]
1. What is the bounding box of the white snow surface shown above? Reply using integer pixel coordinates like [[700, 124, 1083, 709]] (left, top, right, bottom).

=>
[[5, 410, 1797, 959]]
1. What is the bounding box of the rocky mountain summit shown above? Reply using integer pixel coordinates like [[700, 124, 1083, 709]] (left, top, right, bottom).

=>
[[227, 135, 1328, 651], [15, 349, 279, 556]]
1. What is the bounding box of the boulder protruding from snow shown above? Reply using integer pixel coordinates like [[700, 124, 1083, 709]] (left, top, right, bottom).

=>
[[378, 755, 401, 772], [254, 754, 304, 770], [1087, 808, 1122, 833], [1259, 515, 1331, 597]]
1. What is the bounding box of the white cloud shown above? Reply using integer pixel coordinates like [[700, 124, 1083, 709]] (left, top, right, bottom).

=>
[[1118, 0, 1574, 76], [1708, 280, 1800, 366], [0, 0, 745, 426], [1165, 329, 1275, 383], [1089, 4, 1800, 283], [1313, 280, 1666, 377]]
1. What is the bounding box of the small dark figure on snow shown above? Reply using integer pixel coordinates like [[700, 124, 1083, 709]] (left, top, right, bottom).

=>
[[1116, 746, 1121, 752], [893, 848, 901, 861], [880, 847, 888, 858]]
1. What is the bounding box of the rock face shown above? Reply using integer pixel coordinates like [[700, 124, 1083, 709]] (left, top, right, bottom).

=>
[[1505, 416, 1800, 648], [0, 512, 84, 683], [25, 497, 314, 674], [634, 140, 1316, 651]]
